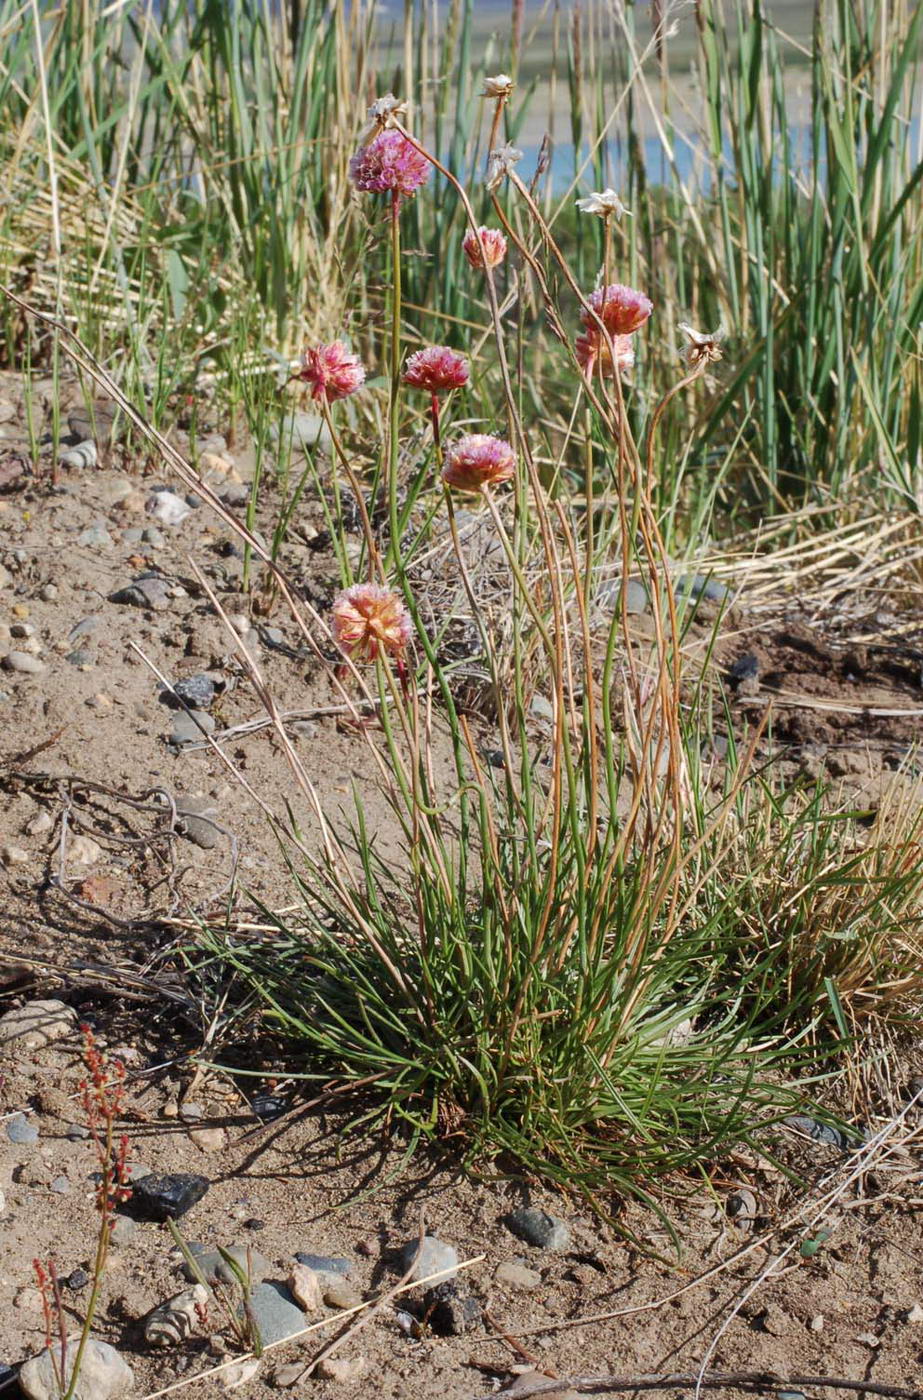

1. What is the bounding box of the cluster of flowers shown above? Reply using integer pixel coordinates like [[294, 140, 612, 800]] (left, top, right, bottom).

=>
[[298, 96, 697, 668]]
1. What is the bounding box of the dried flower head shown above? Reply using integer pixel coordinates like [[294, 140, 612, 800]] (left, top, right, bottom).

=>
[[358, 92, 408, 145], [442, 434, 516, 491], [402, 345, 470, 394], [485, 143, 523, 191], [482, 73, 514, 98], [462, 225, 508, 271], [348, 129, 430, 200], [678, 322, 725, 369], [581, 283, 653, 336], [575, 329, 636, 379], [331, 584, 412, 663], [575, 188, 632, 220], [299, 342, 366, 403]]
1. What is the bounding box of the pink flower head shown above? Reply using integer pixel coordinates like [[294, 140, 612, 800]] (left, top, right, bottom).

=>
[[462, 225, 508, 271], [299, 342, 365, 403], [442, 434, 515, 492], [331, 584, 412, 663], [580, 283, 653, 336], [402, 346, 469, 394], [575, 329, 635, 380], [348, 130, 430, 201]]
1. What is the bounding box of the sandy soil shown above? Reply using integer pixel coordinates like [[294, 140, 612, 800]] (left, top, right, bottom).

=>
[[0, 375, 921, 1398]]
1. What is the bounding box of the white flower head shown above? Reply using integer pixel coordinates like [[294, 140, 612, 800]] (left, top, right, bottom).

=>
[[678, 322, 726, 368], [358, 93, 408, 145], [575, 188, 632, 220], [486, 142, 523, 191], [482, 73, 514, 99]]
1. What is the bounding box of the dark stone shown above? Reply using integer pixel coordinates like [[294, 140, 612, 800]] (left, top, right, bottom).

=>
[[728, 653, 759, 684], [251, 1094, 288, 1121], [505, 1207, 571, 1251], [422, 1281, 482, 1336], [170, 674, 216, 710], [130, 1171, 209, 1221], [783, 1114, 849, 1150], [64, 1268, 90, 1291], [109, 574, 170, 610], [244, 1218, 266, 1231]]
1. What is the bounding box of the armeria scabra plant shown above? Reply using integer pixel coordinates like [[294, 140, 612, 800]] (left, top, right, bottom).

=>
[[198, 85, 812, 1214]]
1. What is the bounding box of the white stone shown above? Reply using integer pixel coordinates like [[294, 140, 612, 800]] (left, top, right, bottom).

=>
[[0, 999, 76, 1050], [1, 844, 29, 866], [144, 1284, 209, 1347], [315, 1357, 367, 1383], [69, 835, 103, 866], [219, 1358, 261, 1391], [25, 810, 53, 836], [19, 1339, 133, 1400], [146, 490, 191, 526]]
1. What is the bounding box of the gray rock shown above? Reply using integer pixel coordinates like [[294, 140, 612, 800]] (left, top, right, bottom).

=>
[[169, 710, 216, 747], [783, 1114, 850, 1150], [19, 1339, 132, 1400], [142, 526, 165, 547], [66, 1123, 90, 1141], [66, 649, 94, 667], [505, 1207, 571, 1251], [595, 577, 648, 614], [495, 1260, 542, 1291], [68, 617, 103, 643], [676, 573, 731, 604], [181, 1245, 271, 1287], [121, 528, 144, 545], [247, 1281, 309, 1346], [171, 674, 216, 709], [219, 482, 250, 508], [110, 1215, 137, 1247], [2, 651, 46, 674], [0, 999, 76, 1050], [5, 1113, 38, 1144], [398, 1236, 458, 1283], [50, 1176, 70, 1194], [109, 574, 170, 610], [270, 412, 332, 455], [77, 523, 113, 550]]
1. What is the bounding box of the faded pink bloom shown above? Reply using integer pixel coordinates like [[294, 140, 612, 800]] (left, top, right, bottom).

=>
[[331, 584, 412, 663], [442, 434, 515, 492], [575, 329, 636, 379], [402, 346, 469, 394], [348, 130, 430, 200], [462, 225, 508, 271], [298, 342, 366, 403], [581, 283, 653, 336]]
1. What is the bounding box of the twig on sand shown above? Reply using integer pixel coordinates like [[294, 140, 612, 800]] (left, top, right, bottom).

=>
[[476, 1371, 923, 1399]]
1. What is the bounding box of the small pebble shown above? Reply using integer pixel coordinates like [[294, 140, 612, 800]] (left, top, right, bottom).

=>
[[5, 1112, 38, 1144], [110, 1215, 138, 1246], [2, 651, 46, 674], [189, 1126, 227, 1153], [315, 1357, 367, 1383], [169, 710, 216, 747], [505, 1207, 572, 1252], [495, 1261, 542, 1291], [51, 1176, 71, 1194], [398, 1236, 458, 1283], [77, 523, 113, 550], [171, 674, 216, 709], [0, 998, 76, 1049], [65, 1268, 90, 1291], [323, 1278, 362, 1310], [1, 844, 29, 865]]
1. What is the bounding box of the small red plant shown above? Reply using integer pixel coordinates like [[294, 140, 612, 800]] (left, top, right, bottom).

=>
[[32, 1026, 132, 1400]]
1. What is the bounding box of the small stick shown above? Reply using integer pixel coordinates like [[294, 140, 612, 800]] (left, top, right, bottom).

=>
[[476, 1373, 923, 1400]]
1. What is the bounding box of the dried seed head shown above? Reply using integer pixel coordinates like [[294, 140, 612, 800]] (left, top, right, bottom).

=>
[[575, 188, 632, 220], [678, 322, 725, 368]]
